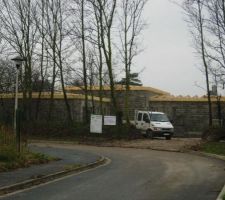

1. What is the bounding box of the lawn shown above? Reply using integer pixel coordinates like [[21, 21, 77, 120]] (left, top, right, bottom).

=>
[[0, 146, 55, 172], [200, 142, 225, 156], [0, 124, 56, 172]]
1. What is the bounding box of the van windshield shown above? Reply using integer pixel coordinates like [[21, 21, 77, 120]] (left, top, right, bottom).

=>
[[149, 113, 169, 122]]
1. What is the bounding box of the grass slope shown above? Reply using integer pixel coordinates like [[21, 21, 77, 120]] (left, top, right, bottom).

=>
[[200, 142, 225, 156]]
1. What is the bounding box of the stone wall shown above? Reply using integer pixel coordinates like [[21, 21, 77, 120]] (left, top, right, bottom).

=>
[[68, 88, 225, 137], [70, 88, 158, 118], [149, 101, 225, 137], [0, 97, 110, 124], [2, 87, 224, 138]]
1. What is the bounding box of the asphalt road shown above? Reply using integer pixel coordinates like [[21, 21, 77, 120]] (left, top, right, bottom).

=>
[[1, 144, 225, 200]]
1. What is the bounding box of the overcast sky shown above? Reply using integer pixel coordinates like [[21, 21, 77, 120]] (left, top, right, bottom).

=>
[[135, 0, 208, 96]]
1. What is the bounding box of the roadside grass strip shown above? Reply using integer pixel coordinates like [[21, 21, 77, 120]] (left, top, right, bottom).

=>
[[0, 124, 57, 172], [200, 142, 225, 156]]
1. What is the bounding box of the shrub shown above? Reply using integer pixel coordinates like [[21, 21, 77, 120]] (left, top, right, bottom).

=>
[[200, 142, 225, 156], [0, 123, 55, 172], [24, 120, 142, 140], [202, 127, 225, 141], [0, 146, 19, 162], [0, 124, 15, 146]]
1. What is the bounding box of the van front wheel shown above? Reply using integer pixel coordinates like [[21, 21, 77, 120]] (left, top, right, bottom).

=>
[[146, 130, 153, 139]]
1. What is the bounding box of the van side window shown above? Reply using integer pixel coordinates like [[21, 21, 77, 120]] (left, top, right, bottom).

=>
[[137, 113, 142, 121], [143, 113, 149, 122]]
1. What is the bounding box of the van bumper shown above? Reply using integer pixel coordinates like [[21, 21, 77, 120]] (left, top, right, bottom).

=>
[[152, 130, 174, 137]]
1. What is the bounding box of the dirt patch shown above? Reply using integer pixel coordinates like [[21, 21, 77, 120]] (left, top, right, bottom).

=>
[[74, 138, 203, 152], [31, 138, 203, 152]]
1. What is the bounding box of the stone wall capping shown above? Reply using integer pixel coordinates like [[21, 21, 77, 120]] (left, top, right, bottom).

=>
[[65, 84, 170, 96], [150, 94, 225, 102], [0, 92, 111, 103]]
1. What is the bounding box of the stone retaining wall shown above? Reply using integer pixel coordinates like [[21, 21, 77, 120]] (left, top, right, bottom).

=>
[[1, 87, 224, 137], [0, 97, 110, 124], [149, 101, 225, 137]]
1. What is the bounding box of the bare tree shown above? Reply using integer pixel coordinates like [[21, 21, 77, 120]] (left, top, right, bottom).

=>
[[0, 59, 16, 93], [0, 0, 39, 120], [34, 0, 50, 119], [43, 0, 60, 120], [183, 0, 213, 126], [69, 0, 89, 123], [92, 2, 104, 115], [203, 1, 225, 86], [52, 0, 73, 123], [39, 0, 73, 123], [89, 0, 118, 115], [118, 0, 147, 123]]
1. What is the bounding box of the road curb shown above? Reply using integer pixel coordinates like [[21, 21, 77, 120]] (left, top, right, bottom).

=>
[[189, 151, 225, 161], [0, 156, 107, 196], [189, 151, 225, 200], [217, 184, 225, 200]]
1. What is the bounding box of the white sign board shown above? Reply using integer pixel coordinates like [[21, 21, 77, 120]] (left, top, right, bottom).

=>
[[90, 115, 102, 134], [104, 116, 116, 126]]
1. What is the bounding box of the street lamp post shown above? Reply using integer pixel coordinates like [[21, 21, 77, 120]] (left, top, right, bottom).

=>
[[11, 55, 25, 152]]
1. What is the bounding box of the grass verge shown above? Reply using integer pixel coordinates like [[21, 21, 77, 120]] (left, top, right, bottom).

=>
[[223, 194, 225, 200], [0, 124, 57, 172], [63, 164, 83, 171], [0, 146, 57, 172], [200, 142, 225, 156]]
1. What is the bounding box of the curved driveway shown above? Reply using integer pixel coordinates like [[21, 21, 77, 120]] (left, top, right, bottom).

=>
[[1, 143, 225, 200]]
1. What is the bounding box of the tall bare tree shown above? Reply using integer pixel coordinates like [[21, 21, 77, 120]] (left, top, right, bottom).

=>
[[203, 1, 225, 86], [92, 2, 104, 115], [44, 0, 60, 120], [70, 0, 89, 123], [53, 0, 73, 123], [0, 0, 39, 120], [40, 0, 73, 123], [89, 0, 118, 115], [34, 0, 49, 120], [0, 59, 16, 93], [118, 0, 147, 123], [183, 0, 213, 126]]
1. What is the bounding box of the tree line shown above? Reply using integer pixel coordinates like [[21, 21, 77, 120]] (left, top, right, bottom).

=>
[[0, 0, 147, 124]]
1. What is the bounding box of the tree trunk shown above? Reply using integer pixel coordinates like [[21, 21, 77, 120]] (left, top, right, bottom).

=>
[[81, 0, 89, 123], [197, 0, 213, 127]]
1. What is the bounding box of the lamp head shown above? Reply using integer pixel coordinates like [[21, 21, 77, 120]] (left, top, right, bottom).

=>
[[11, 56, 25, 69]]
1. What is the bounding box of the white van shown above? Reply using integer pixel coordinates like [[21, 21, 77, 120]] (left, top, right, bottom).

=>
[[134, 111, 174, 140]]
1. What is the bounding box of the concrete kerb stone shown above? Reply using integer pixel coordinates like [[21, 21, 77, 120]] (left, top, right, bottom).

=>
[[189, 151, 225, 162], [217, 185, 225, 200], [189, 151, 225, 200], [0, 156, 108, 196]]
